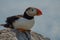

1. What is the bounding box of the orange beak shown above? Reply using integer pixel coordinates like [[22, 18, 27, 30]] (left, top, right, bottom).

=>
[[36, 8, 42, 16]]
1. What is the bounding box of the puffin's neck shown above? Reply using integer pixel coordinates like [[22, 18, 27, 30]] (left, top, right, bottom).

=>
[[23, 12, 34, 20]]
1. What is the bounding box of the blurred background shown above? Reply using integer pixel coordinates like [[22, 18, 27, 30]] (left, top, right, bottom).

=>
[[0, 0, 60, 40]]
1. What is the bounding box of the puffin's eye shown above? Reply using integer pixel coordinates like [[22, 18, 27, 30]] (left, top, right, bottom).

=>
[[31, 9, 34, 11]]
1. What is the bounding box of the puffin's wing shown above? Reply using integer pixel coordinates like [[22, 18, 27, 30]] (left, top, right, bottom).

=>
[[6, 15, 23, 24]]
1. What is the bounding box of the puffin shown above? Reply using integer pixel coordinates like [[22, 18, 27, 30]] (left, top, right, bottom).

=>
[[0, 7, 42, 32]]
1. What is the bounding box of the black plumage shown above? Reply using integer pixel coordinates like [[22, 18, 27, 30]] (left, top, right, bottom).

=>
[[23, 12, 34, 20], [5, 16, 20, 28]]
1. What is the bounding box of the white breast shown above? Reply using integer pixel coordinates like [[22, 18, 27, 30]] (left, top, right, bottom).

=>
[[13, 18, 34, 30]]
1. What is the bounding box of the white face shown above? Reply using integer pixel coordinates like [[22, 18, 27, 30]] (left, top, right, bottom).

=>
[[26, 7, 37, 16]]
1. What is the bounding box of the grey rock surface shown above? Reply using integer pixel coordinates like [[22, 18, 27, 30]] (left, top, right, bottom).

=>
[[0, 28, 50, 40]]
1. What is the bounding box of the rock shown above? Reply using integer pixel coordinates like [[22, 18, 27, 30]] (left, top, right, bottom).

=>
[[0, 28, 50, 40]]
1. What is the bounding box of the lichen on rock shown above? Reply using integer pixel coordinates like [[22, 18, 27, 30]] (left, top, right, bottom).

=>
[[0, 28, 50, 40]]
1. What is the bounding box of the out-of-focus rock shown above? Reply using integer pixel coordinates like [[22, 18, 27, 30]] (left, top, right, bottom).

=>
[[0, 28, 50, 40]]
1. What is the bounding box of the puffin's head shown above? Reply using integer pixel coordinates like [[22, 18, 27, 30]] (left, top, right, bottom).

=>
[[24, 7, 42, 17]]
